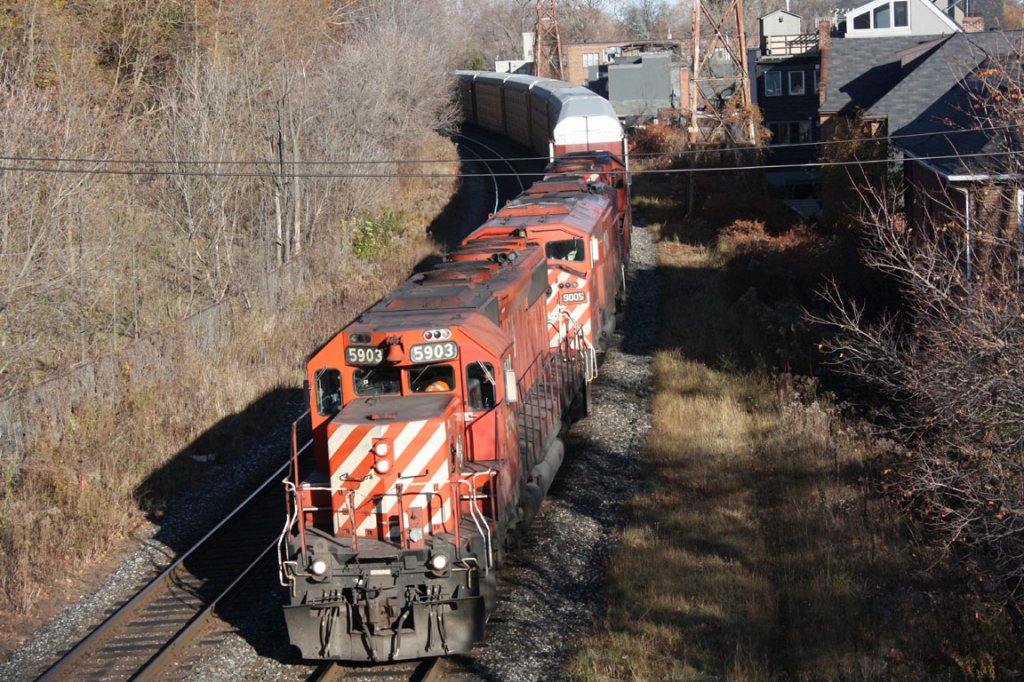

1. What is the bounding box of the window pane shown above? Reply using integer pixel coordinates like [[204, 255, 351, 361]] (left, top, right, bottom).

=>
[[315, 368, 342, 415], [765, 71, 781, 96], [467, 362, 496, 410], [407, 364, 455, 393], [797, 121, 811, 143], [853, 11, 870, 29], [873, 5, 890, 28], [894, 1, 908, 26], [768, 122, 783, 145], [788, 71, 805, 96], [353, 368, 401, 396], [545, 238, 585, 261]]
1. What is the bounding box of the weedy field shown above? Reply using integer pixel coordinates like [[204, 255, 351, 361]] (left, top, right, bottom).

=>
[[570, 173, 1018, 681]]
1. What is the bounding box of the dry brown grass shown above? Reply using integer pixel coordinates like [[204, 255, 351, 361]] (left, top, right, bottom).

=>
[[569, 175, 1020, 680], [0, 134, 458, 619]]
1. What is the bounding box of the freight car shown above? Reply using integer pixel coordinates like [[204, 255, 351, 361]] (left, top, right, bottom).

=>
[[457, 71, 627, 161], [277, 73, 630, 662]]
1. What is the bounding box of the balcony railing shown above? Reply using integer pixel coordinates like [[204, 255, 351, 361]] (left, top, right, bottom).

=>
[[761, 33, 819, 57]]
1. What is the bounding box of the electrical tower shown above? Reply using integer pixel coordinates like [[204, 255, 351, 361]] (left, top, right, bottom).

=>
[[535, 0, 565, 80], [689, 0, 756, 145]]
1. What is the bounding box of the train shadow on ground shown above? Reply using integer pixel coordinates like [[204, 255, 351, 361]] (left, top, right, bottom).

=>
[[131, 387, 310, 663]]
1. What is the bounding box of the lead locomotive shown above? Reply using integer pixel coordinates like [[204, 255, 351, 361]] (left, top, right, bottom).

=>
[[278, 72, 630, 662]]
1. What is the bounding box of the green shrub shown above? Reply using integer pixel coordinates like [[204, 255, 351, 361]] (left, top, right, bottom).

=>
[[352, 208, 403, 258]]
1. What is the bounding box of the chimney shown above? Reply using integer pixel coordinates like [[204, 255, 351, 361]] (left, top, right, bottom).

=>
[[817, 21, 831, 108], [523, 31, 536, 61], [679, 67, 690, 115], [963, 16, 984, 33]]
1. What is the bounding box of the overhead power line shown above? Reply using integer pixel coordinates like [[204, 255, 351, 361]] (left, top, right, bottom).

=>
[[0, 149, 1021, 179], [0, 123, 1018, 169]]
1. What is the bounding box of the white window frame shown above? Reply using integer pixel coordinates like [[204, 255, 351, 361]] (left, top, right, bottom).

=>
[[582, 52, 599, 67], [847, 0, 914, 34], [893, 1, 909, 27], [765, 71, 782, 97], [788, 71, 805, 96]]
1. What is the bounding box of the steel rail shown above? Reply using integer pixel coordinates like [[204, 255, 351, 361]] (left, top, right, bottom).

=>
[[454, 134, 501, 215], [37, 437, 313, 681], [456, 133, 527, 198]]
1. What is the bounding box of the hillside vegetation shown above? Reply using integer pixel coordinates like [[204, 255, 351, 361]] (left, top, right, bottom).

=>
[[0, 0, 463, 618]]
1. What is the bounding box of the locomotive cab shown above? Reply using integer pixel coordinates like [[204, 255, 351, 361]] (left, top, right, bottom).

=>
[[283, 316, 519, 662], [546, 150, 632, 264], [463, 191, 619, 352], [280, 243, 570, 663]]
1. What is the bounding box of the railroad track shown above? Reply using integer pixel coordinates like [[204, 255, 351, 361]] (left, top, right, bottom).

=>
[[309, 658, 441, 682], [37, 436, 313, 682], [456, 132, 528, 209]]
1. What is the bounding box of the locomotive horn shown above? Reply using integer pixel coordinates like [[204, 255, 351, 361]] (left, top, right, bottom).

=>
[[385, 337, 405, 363]]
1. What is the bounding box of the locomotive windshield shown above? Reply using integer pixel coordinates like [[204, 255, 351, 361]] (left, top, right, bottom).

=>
[[545, 238, 585, 262], [407, 363, 455, 393], [353, 367, 401, 396]]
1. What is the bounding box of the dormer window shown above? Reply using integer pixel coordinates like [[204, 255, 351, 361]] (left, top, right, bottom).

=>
[[874, 4, 891, 27], [894, 1, 908, 26], [850, 0, 909, 31]]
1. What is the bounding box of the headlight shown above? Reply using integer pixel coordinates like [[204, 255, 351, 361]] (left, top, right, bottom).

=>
[[376, 459, 391, 474], [374, 442, 389, 456], [311, 558, 328, 576], [430, 554, 448, 571]]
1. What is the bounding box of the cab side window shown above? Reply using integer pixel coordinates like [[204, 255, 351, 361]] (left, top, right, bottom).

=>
[[466, 362, 496, 410], [315, 368, 342, 416]]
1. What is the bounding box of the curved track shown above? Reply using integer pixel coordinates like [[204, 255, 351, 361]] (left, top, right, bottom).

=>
[[37, 439, 311, 682], [453, 134, 502, 216], [455, 132, 527, 209]]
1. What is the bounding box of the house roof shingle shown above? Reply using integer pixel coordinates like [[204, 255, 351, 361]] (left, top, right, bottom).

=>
[[819, 35, 949, 115], [822, 30, 1024, 178], [881, 31, 1024, 176]]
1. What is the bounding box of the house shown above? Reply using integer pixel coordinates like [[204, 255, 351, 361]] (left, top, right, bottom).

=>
[[563, 40, 686, 87], [752, 10, 825, 173], [586, 51, 686, 123], [819, 23, 1024, 251]]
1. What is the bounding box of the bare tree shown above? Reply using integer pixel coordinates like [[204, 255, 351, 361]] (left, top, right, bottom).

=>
[[815, 49, 1024, 610]]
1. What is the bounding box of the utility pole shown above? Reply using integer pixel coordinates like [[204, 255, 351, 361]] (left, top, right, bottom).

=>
[[535, 0, 564, 80], [689, 0, 756, 145]]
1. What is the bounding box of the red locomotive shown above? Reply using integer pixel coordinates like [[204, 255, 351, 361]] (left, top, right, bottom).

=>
[[278, 72, 630, 662]]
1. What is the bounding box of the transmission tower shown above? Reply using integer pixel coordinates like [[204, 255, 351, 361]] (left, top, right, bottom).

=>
[[535, 0, 565, 80], [689, 0, 756, 145]]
